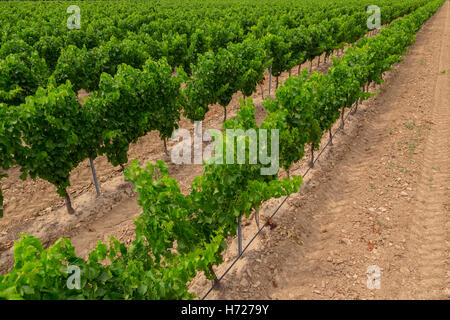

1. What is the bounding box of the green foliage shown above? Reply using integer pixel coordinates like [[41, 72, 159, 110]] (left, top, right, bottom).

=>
[[33, 36, 64, 72], [0, 52, 48, 105], [87, 58, 182, 167], [263, 33, 291, 77], [52, 45, 99, 92], [285, 25, 310, 69], [268, 70, 321, 170], [0, 103, 23, 217], [0, 232, 222, 300], [15, 82, 88, 196], [228, 37, 270, 97], [96, 37, 149, 77], [0, 39, 33, 59]]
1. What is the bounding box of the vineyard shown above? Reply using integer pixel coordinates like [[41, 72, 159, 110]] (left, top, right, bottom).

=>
[[0, 0, 448, 299]]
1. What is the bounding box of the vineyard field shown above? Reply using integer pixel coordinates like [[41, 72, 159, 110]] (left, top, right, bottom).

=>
[[0, 0, 448, 301]]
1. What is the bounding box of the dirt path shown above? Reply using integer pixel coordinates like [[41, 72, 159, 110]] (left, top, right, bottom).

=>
[[406, 1, 450, 299], [197, 2, 450, 300]]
